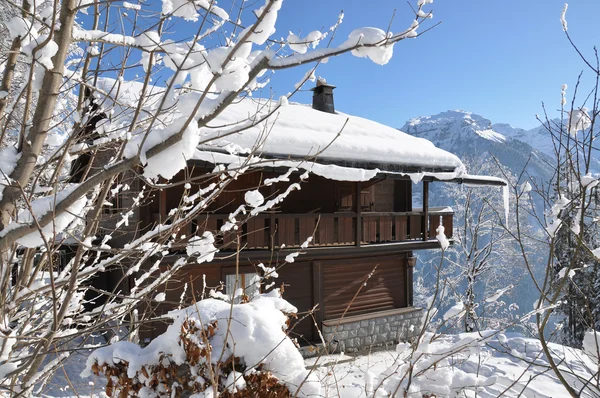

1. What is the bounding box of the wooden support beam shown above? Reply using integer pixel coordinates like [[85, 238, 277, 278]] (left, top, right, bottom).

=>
[[159, 189, 167, 223], [312, 261, 324, 339], [423, 181, 429, 241], [355, 181, 362, 247]]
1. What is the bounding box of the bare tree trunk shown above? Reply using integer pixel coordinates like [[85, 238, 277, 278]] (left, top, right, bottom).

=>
[[0, 0, 76, 228], [465, 272, 476, 332]]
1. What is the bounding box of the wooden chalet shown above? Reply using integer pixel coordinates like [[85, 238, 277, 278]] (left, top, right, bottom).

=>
[[90, 80, 506, 353]]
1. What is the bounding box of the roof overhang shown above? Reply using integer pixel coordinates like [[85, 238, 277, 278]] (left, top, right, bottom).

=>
[[190, 148, 458, 174], [189, 149, 507, 187], [440, 175, 508, 187]]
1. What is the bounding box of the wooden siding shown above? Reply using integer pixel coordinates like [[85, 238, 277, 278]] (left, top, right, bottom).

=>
[[139, 251, 412, 343], [276, 262, 315, 344], [323, 254, 407, 319]]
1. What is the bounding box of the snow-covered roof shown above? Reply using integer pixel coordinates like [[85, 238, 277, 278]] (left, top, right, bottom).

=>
[[196, 98, 465, 176], [91, 78, 499, 183]]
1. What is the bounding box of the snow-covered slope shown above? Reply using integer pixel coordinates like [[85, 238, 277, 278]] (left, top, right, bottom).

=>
[[492, 120, 557, 158], [401, 110, 554, 184]]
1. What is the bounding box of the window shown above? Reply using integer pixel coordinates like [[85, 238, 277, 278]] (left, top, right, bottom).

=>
[[225, 272, 260, 302]]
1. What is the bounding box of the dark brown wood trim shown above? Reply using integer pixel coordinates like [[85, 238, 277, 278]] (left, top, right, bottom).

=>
[[407, 262, 413, 306], [312, 261, 324, 327], [195, 239, 446, 264], [423, 181, 429, 241], [355, 181, 362, 247]]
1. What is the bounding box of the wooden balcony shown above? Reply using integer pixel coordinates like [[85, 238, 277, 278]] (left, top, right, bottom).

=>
[[164, 207, 453, 251]]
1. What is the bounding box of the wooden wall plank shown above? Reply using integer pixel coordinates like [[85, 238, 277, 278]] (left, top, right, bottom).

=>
[[443, 215, 453, 238], [380, 216, 392, 242], [395, 216, 407, 240], [323, 255, 407, 319], [338, 216, 353, 243], [247, 218, 265, 249], [363, 217, 377, 243], [409, 215, 422, 240], [429, 215, 441, 240]]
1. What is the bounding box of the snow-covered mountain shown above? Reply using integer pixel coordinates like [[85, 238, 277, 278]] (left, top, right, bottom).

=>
[[401, 110, 554, 183], [492, 120, 558, 158], [403, 111, 552, 319]]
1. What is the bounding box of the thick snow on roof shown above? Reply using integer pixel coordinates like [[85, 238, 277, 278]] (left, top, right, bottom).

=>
[[90, 78, 466, 181], [199, 99, 465, 174]]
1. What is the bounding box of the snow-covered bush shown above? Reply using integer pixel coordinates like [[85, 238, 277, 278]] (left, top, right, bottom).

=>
[[84, 292, 320, 397]]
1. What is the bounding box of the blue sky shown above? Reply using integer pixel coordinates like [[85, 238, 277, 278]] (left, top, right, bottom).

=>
[[267, 0, 600, 129]]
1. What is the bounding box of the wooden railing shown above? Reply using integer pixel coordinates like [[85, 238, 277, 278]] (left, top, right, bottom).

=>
[[157, 207, 453, 250]]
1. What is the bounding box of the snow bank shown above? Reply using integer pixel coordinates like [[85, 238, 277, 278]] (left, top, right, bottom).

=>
[[369, 331, 497, 397]]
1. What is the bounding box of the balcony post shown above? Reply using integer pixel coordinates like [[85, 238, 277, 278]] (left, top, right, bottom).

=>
[[159, 189, 167, 223], [355, 181, 362, 247], [423, 181, 429, 241]]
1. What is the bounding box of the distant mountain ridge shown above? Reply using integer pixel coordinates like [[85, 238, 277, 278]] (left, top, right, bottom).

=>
[[401, 110, 555, 183]]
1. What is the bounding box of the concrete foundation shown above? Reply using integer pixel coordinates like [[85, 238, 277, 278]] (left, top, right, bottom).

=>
[[320, 307, 423, 354]]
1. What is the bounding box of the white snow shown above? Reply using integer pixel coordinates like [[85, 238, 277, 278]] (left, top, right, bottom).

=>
[[475, 128, 506, 143], [161, 0, 228, 22], [4, 16, 34, 41], [520, 180, 532, 193], [244, 189, 264, 208], [561, 3, 569, 31], [0, 146, 20, 201], [313, 333, 597, 398], [558, 267, 576, 279], [0, 185, 87, 247], [186, 231, 218, 262], [568, 107, 591, 136], [344, 27, 394, 66], [485, 285, 513, 303], [546, 218, 563, 238], [582, 330, 599, 363], [122, 1, 141, 10], [436, 225, 449, 250], [83, 295, 321, 396], [196, 98, 464, 174], [43, 332, 600, 398], [72, 28, 136, 47], [22, 35, 59, 69], [287, 30, 324, 54], [443, 301, 465, 321], [134, 31, 160, 51], [94, 77, 466, 184], [238, 0, 282, 45], [124, 117, 201, 180]]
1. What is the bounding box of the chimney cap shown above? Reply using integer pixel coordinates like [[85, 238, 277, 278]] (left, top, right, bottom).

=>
[[311, 78, 336, 113], [310, 78, 336, 91]]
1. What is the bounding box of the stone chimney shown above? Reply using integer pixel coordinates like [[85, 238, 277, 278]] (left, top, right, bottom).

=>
[[311, 78, 336, 113]]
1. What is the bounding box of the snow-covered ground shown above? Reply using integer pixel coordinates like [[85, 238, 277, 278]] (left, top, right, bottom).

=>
[[33, 333, 597, 397], [313, 333, 598, 397]]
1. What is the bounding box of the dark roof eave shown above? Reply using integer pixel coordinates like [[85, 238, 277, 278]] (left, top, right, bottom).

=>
[[440, 176, 508, 187]]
